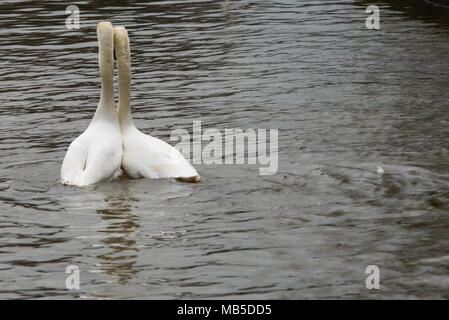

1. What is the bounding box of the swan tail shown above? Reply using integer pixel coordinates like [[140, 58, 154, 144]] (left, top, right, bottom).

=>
[[61, 139, 88, 186]]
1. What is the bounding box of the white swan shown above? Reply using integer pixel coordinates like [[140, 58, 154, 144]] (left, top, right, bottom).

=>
[[61, 22, 122, 186], [113, 26, 200, 183]]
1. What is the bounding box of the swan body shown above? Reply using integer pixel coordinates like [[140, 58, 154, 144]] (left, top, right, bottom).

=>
[[61, 22, 122, 186], [114, 27, 199, 182]]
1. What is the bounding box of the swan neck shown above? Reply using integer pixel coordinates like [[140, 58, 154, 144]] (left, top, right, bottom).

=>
[[115, 27, 132, 124], [98, 23, 114, 106], [117, 59, 131, 122]]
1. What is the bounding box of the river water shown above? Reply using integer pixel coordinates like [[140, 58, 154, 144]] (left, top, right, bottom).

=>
[[0, 0, 448, 299]]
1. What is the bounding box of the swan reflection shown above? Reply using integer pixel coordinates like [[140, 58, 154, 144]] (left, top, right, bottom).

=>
[[95, 183, 140, 285]]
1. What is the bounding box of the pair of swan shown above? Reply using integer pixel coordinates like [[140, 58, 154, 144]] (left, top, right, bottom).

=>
[[61, 22, 199, 186]]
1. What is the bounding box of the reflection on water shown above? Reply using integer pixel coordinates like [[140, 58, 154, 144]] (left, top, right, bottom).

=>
[[0, 0, 448, 299], [96, 186, 140, 285]]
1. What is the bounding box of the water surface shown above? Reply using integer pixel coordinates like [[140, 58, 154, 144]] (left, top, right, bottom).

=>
[[0, 0, 449, 299]]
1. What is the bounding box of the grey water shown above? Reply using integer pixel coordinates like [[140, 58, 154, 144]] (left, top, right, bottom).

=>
[[0, 0, 448, 299]]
